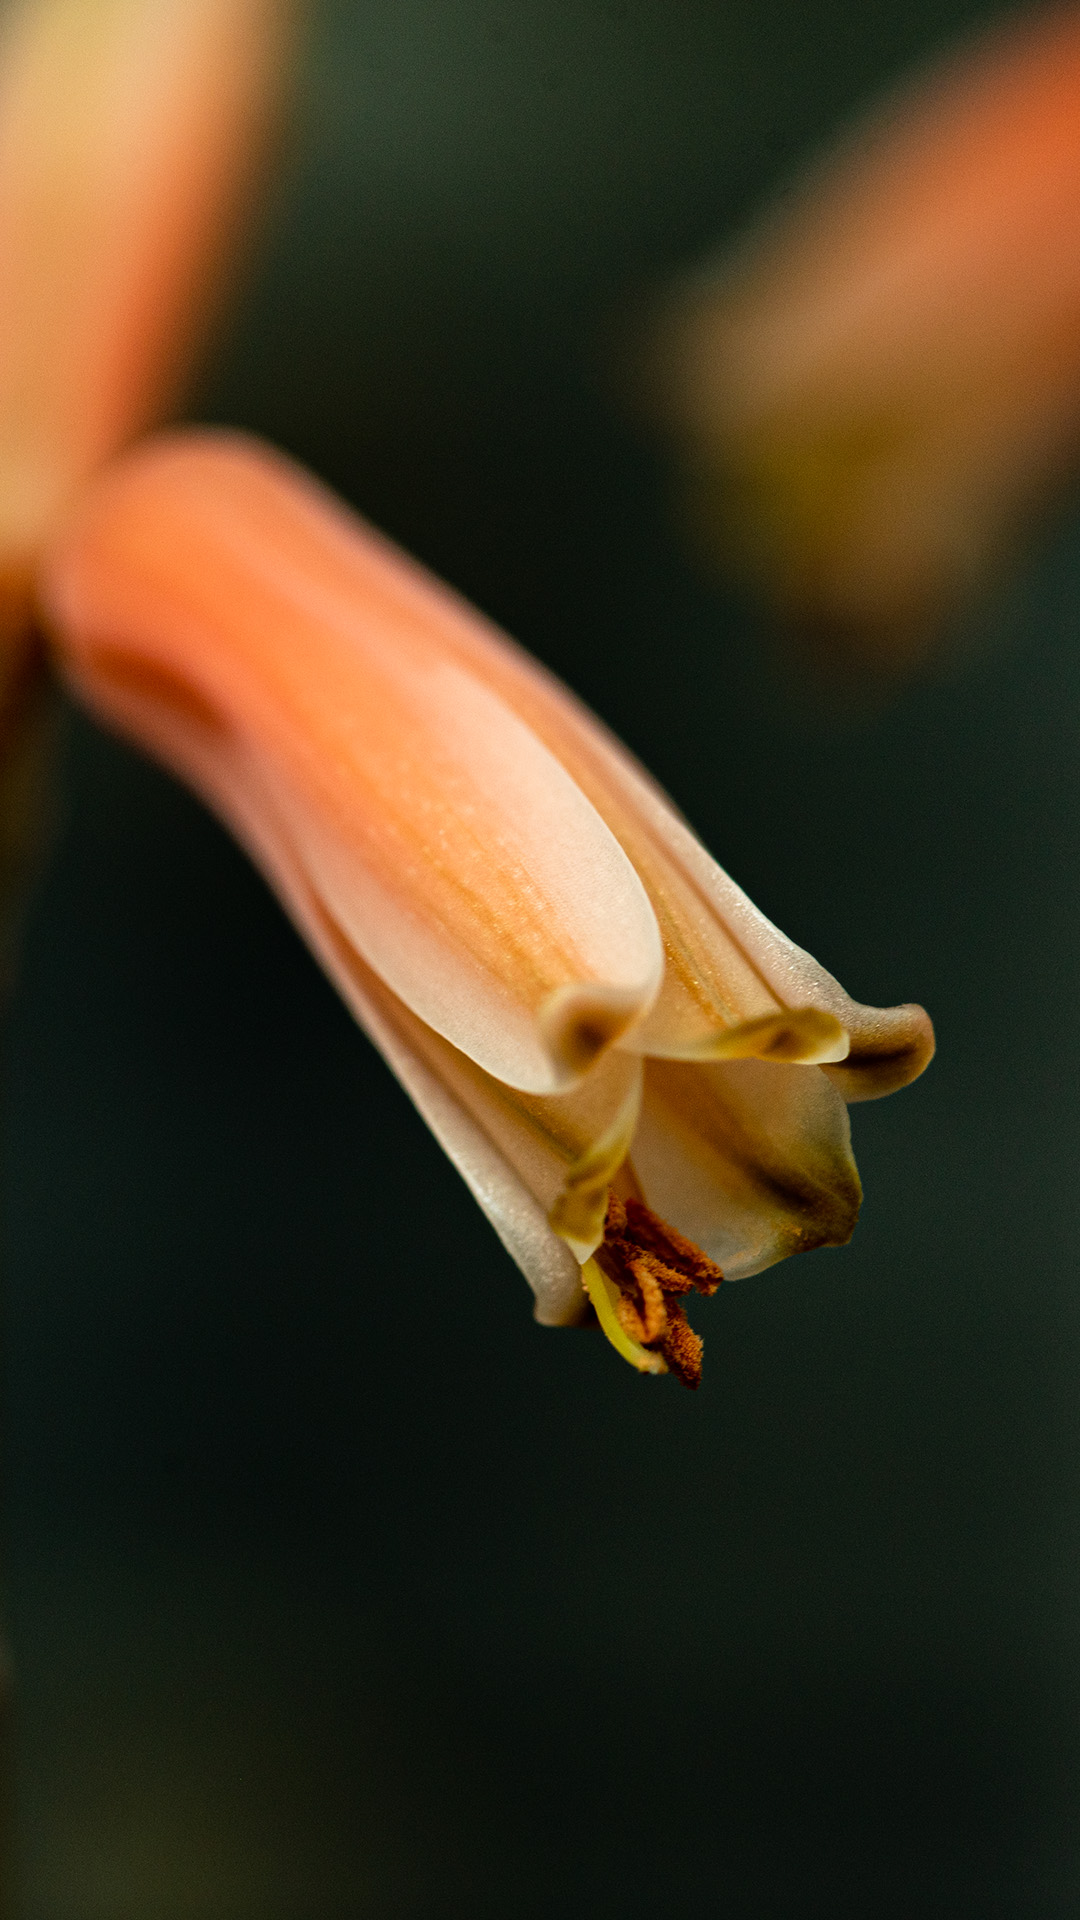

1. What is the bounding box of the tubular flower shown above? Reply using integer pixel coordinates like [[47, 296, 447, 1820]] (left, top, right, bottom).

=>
[[652, 6, 1080, 674], [43, 431, 934, 1384]]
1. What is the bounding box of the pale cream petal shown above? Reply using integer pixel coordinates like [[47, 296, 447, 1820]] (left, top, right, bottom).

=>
[[38, 641, 647, 1326], [630, 1004, 850, 1066], [284, 926, 644, 1324], [44, 433, 665, 1096], [321, 960, 642, 1275], [532, 742, 933, 1097], [630, 1054, 862, 1279], [332, 957, 588, 1330], [310, 936, 598, 1331]]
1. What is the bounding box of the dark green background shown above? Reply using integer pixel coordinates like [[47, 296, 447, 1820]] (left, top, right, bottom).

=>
[[7, 2, 1080, 1913]]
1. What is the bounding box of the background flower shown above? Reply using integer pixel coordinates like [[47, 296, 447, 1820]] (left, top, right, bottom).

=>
[[0, 0, 297, 993], [648, 4, 1080, 677]]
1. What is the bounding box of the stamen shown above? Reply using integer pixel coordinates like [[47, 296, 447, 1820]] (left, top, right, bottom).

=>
[[593, 1190, 722, 1389], [656, 1300, 705, 1389], [622, 1197, 723, 1294]]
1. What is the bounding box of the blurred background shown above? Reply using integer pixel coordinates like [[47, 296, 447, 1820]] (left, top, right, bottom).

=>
[[6, 1, 1080, 1913]]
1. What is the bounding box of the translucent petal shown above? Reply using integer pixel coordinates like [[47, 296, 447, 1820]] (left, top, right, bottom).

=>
[[630, 1054, 862, 1279]]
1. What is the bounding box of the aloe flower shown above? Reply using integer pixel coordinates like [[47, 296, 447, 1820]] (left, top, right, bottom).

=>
[[653, 7, 1080, 672], [43, 431, 934, 1383]]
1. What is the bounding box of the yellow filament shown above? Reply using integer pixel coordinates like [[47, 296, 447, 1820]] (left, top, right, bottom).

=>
[[580, 1256, 667, 1376]]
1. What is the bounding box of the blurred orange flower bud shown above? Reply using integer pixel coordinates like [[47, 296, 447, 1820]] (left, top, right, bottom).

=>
[[0, 0, 296, 962], [44, 432, 933, 1381], [653, 6, 1080, 674], [0, 0, 296, 643]]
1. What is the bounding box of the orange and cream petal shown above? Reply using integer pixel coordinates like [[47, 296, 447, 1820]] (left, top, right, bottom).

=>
[[303, 915, 644, 1280], [630, 1053, 862, 1280], [300, 942, 615, 1331], [252, 826, 645, 1322], [163, 686, 862, 1307], [43, 431, 665, 1096], [514, 715, 934, 1095]]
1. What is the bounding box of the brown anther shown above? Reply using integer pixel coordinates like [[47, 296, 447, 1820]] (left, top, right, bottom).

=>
[[604, 1192, 628, 1237], [628, 1246, 695, 1296], [623, 1197, 724, 1294], [598, 1236, 663, 1343], [614, 1289, 648, 1344], [595, 1188, 722, 1388], [619, 1255, 668, 1344], [658, 1299, 704, 1390]]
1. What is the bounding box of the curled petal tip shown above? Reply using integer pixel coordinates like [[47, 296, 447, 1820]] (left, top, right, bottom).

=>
[[539, 979, 653, 1086], [662, 1006, 851, 1067], [825, 1000, 935, 1102]]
